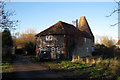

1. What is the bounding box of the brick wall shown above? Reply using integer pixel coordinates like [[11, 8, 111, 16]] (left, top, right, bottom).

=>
[[36, 35, 94, 59], [72, 37, 93, 58], [36, 35, 65, 59]]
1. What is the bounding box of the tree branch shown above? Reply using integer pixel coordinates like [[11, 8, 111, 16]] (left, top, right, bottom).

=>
[[114, 0, 120, 5], [110, 22, 120, 26], [106, 9, 118, 17]]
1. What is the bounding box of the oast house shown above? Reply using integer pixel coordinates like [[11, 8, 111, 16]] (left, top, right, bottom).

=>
[[35, 16, 94, 59]]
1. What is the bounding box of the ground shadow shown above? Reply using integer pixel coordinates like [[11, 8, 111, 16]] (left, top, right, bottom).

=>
[[2, 69, 89, 80]]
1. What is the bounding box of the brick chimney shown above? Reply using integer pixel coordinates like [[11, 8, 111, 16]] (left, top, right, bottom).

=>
[[76, 19, 78, 28]]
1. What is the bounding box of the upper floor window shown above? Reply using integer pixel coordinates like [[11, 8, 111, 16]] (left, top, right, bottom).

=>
[[84, 38, 86, 43], [46, 35, 53, 41]]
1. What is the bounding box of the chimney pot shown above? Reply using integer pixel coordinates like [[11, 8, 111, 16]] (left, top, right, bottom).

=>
[[76, 19, 78, 28]]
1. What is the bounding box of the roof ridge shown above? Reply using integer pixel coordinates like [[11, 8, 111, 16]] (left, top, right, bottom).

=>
[[59, 21, 66, 33], [60, 21, 75, 27]]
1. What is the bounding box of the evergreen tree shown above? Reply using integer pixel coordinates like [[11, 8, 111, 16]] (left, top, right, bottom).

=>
[[2, 28, 13, 47]]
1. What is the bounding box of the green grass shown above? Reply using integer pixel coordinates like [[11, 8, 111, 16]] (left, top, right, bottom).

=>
[[41, 58, 120, 79], [2, 62, 13, 73], [2, 57, 14, 73]]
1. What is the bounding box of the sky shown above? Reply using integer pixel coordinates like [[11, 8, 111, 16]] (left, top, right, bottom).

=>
[[5, 2, 118, 42], [6, 0, 118, 2]]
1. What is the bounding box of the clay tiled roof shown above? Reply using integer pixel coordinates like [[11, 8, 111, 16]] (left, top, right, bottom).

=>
[[36, 21, 65, 36], [78, 16, 94, 38], [116, 40, 120, 45], [36, 21, 92, 38]]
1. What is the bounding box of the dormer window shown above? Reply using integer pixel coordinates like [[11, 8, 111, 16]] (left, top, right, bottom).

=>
[[46, 35, 53, 41]]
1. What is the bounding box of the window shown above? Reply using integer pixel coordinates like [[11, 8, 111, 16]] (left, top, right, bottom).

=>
[[51, 48, 55, 52], [86, 48, 88, 53], [92, 47, 94, 52], [40, 48, 43, 51], [84, 38, 86, 43], [64, 35, 66, 37], [89, 34, 92, 37], [49, 36, 53, 40], [57, 48, 61, 51], [46, 35, 53, 41], [46, 36, 49, 41]]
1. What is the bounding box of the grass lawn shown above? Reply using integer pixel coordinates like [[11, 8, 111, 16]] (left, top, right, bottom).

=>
[[2, 56, 14, 73], [39, 58, 120, 80]]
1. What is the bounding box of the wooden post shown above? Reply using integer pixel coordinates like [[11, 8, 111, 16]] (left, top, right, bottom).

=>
[[78, 56, 80, 61], [91, 58, 96, 66], [72, 56, 75, 62], [86, 58, 89, 64]]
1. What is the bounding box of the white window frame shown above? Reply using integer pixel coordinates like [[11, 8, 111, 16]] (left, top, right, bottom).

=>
[[51, 48, 55, 52], [46, 35, 53, 41], [40, 48, 43, 51]]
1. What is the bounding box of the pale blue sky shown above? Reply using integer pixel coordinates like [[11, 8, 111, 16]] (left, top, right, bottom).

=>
[[5, 2, 118, 42]]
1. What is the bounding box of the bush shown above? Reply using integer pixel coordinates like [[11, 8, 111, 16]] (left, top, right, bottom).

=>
[[93, 44, 117, 58], [23, 42, 35, 55]]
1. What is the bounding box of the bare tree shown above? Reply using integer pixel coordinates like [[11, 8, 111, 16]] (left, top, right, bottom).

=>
[[106, 0, 120, 26], [106, 0, 120, 40], [0, 1, 18, 31]]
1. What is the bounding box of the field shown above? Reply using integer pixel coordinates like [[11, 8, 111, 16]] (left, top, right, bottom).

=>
[[2, 55, 120, 79], [40, 57, 120, 79]]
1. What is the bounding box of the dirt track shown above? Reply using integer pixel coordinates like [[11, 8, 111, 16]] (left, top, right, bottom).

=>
[[2, 55, 63, 80]]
